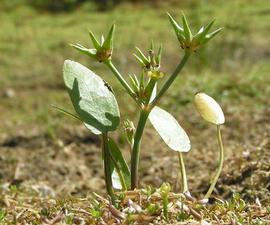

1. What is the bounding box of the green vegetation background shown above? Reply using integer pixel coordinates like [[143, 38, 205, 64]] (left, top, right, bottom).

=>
[[0, 0, 269, 138]]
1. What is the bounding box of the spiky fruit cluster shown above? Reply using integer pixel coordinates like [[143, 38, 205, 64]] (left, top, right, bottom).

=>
[[168, 13, 223, 52]]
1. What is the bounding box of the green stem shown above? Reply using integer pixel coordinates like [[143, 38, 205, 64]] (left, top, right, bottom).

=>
[[178, 152, 188, 193], [102, 133, 115, 202], [130, 53, 191, 189], [105, 60, 136, 101], [204, 125, 224, 199], [130, 109, 150, 189], [151, 52, 191, 107]]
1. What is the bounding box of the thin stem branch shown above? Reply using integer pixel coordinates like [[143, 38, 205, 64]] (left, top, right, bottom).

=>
[[102, 133, 115, 202], [204, 125, 224, 199], [150, 52, 191, 107], [105, 60, 136, 101], [130, 109, 150, 189], [178, 152, 188, 193]]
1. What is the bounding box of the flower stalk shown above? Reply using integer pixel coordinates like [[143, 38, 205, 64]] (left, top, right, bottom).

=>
[[105, 60, 136, 101], [194, 93, 225, 200], [204, 125, 224, 199], [150, 52, 191, 108]]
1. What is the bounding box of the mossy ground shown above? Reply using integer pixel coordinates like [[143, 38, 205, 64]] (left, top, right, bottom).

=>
[[0, 185, 269, 224]]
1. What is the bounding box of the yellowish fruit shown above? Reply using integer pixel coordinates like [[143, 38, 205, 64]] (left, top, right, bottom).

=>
[[194, 92, 225, 125]]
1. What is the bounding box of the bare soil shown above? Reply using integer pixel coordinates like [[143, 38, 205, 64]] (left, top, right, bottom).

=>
[[0, 101, 269, 204]]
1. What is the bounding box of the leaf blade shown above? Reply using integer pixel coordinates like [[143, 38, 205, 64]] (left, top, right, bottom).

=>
[[149, 106, 191, 152], [63, 60, 120, 133]]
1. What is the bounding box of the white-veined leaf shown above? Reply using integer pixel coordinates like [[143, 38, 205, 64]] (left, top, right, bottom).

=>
[[63, 60, 120, 134]]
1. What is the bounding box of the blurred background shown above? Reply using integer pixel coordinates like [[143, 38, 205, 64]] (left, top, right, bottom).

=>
[[0, 0, 269, 199]]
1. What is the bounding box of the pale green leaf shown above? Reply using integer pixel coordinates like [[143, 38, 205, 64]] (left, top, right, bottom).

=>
[[63, 60, 120, 133], [149, 106, 191, 152]]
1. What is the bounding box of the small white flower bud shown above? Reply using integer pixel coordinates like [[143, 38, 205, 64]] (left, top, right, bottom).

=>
[[194, 92, 225, 125]]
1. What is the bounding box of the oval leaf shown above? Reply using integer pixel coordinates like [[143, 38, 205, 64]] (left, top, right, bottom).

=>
[[149, 106, 191, 152], [63, 60, 120, 133]]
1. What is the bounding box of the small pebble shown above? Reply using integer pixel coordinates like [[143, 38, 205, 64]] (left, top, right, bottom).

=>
[[3, 88, 16, 98]]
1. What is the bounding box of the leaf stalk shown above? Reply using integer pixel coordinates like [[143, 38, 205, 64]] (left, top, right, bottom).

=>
[[178, 152, 188, 193], [105, 60, 137, 102]]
